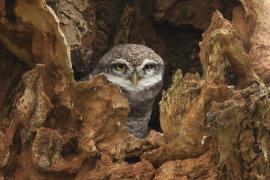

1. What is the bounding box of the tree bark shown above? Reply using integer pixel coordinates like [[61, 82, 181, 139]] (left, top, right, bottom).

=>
[[1, 0, 270, 179]]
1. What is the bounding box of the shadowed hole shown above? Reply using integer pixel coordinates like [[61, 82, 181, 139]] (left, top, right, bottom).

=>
[[5, 0, 16, 22]]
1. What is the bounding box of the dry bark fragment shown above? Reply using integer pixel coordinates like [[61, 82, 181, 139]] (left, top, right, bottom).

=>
[[32, 127, 87, 173], [159, 69, 207, 159], [0, 0, 134, 177], [11, 0, 73, 81], [145, 11, 262, 170], [199, 11, 260, 88], [20, 65, 53, 132], [125, 130, 166, 159], [5, 65, 53, 146], [0, 131, 9, 168], [55, 0, 96, 79], [231, 5, 252, 51], [75, 75, 129, 158], [239, 0, 270, 84], [1, 1, 164, 178], [76, 154, 154, 180], [154, 151, 217, 180], [197, 10, 270, 179]]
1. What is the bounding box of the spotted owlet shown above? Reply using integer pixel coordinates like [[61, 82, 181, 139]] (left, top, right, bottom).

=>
[[93, 44, 164, 138]]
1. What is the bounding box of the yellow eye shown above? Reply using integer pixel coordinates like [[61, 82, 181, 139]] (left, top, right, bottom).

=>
[[114, 64, 127, 71]]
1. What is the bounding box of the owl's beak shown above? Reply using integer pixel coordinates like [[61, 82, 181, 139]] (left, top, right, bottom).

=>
[[130, 72, 139, 87]]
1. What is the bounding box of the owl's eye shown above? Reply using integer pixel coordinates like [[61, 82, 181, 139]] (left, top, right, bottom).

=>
[[144, 63, 156, 70], [113, 63, 127, 72]]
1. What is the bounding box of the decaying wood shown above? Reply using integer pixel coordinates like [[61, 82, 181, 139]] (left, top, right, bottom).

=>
[[154, 151, 217, 180], [1, 0, 270, 179], [153, 0, 238, 30], [0, 0, 163, 178], [232, 0, 270, 85]]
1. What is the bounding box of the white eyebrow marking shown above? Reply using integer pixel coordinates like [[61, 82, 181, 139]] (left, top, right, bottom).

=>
[[138, 59, 158, 70], [111, 58, 128, 65], [111, 58, 133, 70]]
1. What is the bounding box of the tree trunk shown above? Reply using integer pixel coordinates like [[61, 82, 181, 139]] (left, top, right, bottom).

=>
[[1, 0, 270, 179]]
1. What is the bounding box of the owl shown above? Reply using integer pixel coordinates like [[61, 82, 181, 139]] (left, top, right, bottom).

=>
[[93, 44, 164, 138]]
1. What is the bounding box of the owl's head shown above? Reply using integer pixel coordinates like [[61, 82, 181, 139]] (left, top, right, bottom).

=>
[[94, 44, 164, 94]]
